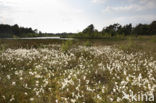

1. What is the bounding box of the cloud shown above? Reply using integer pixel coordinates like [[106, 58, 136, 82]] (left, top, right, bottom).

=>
[[0, 0, 156, 32], [138, 0, 156, 4], [99, 14, 156, 28], [114, 14, 156, 25], [100, 0, 156, 27], [91, 0, 107, 3], [0, 0, 90, 32], [0, 1, 15, 24], [0, 16, 14, 24], [102, 5, 141, 14], [102, 1, 156, 14], [99, 0, 156, 28], [0, 1, 10, 13]]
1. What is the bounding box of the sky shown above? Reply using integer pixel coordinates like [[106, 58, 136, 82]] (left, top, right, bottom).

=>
[[0, 0, 156, 33]]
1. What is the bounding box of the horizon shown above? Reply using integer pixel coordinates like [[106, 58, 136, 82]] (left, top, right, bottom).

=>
[[0, 0, 156, 33]]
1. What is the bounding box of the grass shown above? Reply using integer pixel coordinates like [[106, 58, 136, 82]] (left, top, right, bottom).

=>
[[61, 40, 73, 52], [0, 36, 156, 103]]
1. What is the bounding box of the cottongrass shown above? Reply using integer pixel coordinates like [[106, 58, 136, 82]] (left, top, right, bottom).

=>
[[0, 45, 155, 103]]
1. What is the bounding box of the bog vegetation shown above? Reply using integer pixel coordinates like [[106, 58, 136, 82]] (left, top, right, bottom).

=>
[[0, 20, 156, 103], [0, 38, 156, 103]]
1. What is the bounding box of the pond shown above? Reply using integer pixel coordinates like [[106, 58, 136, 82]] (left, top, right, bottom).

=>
[[4, 37, 74, 40]]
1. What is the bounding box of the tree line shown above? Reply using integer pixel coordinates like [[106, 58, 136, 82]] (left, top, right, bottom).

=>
[[0, 24, 40, 38], [73, 20, 156, 38], [0, 20, 156, 38]]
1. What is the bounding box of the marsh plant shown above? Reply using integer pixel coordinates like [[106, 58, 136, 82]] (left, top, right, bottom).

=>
[[0, 44, 6, 54], [118, 37, 136, 52], [84, 40, 92, 47], [0, 43, 155, 103], [61, 40, 73, 52]]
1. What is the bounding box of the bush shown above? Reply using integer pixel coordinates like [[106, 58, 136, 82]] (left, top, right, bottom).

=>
[[114, 34, 125, 40], [61, 40, 73, 52], [0, 44, 6, 54], [84, 40, 92, 47], [104, 33, 112, 38], [119, 37, 135, 52]]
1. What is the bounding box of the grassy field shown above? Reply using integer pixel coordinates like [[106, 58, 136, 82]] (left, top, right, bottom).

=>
[[0, 36, 156, 103]]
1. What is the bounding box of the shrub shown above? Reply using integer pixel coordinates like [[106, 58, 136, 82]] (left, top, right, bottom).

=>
[[104, 33, 112, 38], [61, 40, 73, 52], [0, 44, 6, 54], [119, 37, 135, 52], [84, 40, 92, 47], [114, 34, 125, 40]]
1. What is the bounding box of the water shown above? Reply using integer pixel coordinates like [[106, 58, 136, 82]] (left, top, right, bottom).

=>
[[4, 37, 74, 40]]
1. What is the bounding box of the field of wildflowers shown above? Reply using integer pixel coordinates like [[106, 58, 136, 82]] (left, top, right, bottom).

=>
[[0, 39, 156, 103]]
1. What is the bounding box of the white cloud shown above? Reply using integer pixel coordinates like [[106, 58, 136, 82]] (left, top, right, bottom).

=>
[[1, 0, 156, 32], [102, 5, 141, 14], [100, 14, 156, 28], [115, 14, 156, 25], [91, 0, 107, 3], [139, 0, 156, 4], [100, 0, 156, 27], [0, 0, 90, 32], [102, 2, 156, 14]]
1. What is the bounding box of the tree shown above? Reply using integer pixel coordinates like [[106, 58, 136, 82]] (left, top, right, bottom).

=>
[[134, 24, 150, 35], [104, 23, 121, 35], [150, 21, 156, 35], [0, 24, 39, 38], [12, 24, 20, 35], [83, 24, 94, 34], [82, 24, 95, 38], [122, 24, 132, 35]]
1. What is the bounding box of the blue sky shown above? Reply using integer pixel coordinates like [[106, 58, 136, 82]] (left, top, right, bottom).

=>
[[0, 0, 156, 33]]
